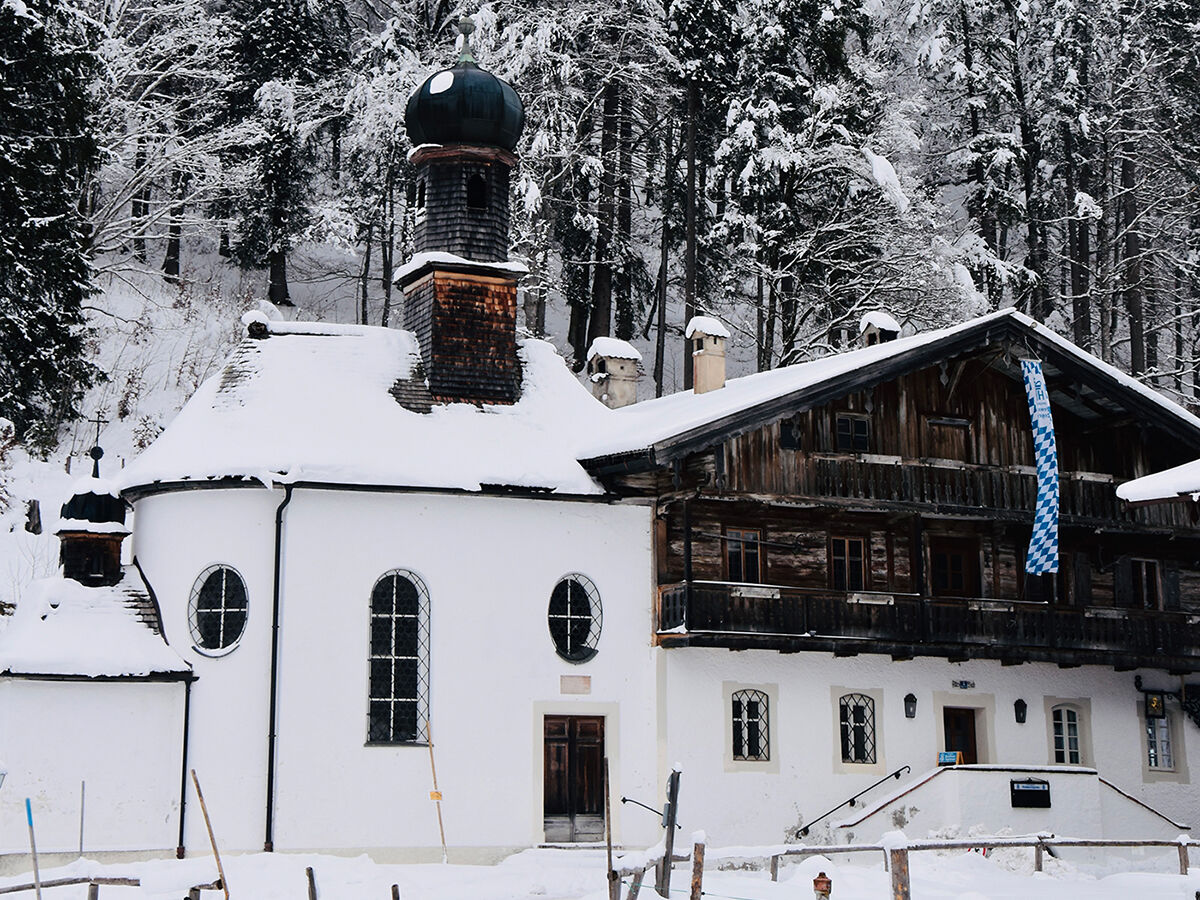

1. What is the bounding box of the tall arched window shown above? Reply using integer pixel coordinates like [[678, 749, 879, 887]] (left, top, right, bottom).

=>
[[368, 570, 430, 743], [839, 693, 876, 763]]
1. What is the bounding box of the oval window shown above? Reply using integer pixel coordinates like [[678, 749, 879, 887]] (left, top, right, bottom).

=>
[[548, 574, 602, 663], [189, 565, 248, 653]]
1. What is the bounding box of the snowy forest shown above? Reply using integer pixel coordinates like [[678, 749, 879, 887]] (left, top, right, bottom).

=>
[[4, 0, 1200, 454]]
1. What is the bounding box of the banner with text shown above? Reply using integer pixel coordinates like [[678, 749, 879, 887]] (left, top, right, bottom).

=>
[[1021, 359, 1059, 574]]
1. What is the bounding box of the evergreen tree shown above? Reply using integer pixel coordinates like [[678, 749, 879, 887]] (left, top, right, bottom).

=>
[[0, 0, 100, 450]]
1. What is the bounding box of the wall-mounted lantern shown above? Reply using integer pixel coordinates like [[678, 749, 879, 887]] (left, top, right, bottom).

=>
[[813, 871, 832, 899], [904, 693, 918, 719], [1014, 698, 1027, 724], [1145, 692, 1167, 719]]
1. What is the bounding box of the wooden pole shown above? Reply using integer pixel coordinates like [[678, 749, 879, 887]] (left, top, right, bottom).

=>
[[627, 869, 644, 900], [656, 770, 681, 898], [769, 855, 779, 882], [25, 799, 43, 900], [605, 758, 618, 900], [78, 781, 85, 857], [1179, 841, 1189, 876], [1034, 841, 1044, 872], [889, 848, 910, 900], [390, 886, 400, 900], [190, 771, 229, 900], [688, 839, 705, 900], [86, 885, 98, 900], [425, 719, 448, 864], [306, 866, 317, 900]]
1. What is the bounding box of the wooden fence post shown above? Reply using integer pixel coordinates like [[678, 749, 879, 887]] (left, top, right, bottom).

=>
[[86, 884, 98, 900], [889, 848, 910, 900], [769, 855, 779, 882], [306, 866, 317, 900], [655, 770, 681, 898], [689, 840, 705, 900], [628, 869, 644, 900], [1034, 841, 1043, 872], [1178, 842, 1189, 876], [390, 885, 400, 900]]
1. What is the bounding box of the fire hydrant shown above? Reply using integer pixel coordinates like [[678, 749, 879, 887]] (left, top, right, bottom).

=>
[[813, 871, 832, 899]]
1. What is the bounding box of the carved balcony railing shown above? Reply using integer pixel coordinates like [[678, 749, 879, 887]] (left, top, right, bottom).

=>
[[793, 454, 1192, 529], [656, 581, 1200, 671]]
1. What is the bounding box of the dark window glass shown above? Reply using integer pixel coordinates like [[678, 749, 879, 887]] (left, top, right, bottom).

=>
[[1132, 560, 1160, 609], [835, 414, 869, 452], [548, 575, 602, 663], [727, 529, 762, 583], [189, 565, 248, 652], [416, 180, 426, 209], [930, 539, 978, 598], [831, 537, 866, 591], [732, 689, 770, 761], [839, 693, 876, 763], [368, 570, 430, 743], [467, 172, 487, 209]]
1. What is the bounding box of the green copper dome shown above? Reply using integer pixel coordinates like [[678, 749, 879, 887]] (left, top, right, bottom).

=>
[[405, 18, 525, 152]]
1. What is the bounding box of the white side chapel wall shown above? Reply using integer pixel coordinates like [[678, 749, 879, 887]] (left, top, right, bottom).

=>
[[132, 486, 661, 857]]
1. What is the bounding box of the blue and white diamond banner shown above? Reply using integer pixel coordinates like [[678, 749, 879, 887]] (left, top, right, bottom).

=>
[[1021, 359, 1059, 574]]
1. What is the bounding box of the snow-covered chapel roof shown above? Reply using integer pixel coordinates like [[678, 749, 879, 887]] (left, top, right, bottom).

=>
[[118, 318, 609, 496], [0, 569, 189, 679]]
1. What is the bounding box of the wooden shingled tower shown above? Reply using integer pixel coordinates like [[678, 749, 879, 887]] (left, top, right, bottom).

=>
[[400, 17, 526, 405]]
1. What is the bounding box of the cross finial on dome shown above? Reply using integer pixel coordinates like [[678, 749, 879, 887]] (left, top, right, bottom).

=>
[[457, 15, 477, 65]]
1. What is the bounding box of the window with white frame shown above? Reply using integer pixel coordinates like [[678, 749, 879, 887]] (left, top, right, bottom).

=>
[[1147, 716, 1174, 770], [1052, 706, 1082, 764], [731, 689, 770, 761], [368, 570, 430, 743], [839, 693, 877, 764], [189, 565, 248, 653]]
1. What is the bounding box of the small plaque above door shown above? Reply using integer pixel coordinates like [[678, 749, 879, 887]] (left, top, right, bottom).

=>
[[561, 675, 591, 695]]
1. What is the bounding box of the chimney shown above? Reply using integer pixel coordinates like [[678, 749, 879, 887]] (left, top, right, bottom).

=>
[[686, 315, 730, 394], [859, 310, 901, 347], [586, 337, 642, 409], [397, 17, 527, 405]]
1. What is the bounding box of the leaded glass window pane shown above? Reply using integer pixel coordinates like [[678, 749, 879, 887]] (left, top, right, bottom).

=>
[[188, 565, 249, 652], [548, 574, 602, 663], [732, 689, 770, 761], [839, 694, 877, 764], [367, 570, 430, 744]]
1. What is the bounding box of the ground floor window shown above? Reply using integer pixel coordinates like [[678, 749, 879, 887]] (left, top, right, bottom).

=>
[[1052, 706, 1081, 764], [1147, 716, 1174, 770], [839, 693, 876, 764], [368, 570, 430, 743], [732, 689, 770, 761]]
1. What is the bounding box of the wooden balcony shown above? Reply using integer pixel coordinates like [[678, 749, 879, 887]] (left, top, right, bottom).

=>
[[796, 454, 1191, 529], [657, 581, 1200, 672]]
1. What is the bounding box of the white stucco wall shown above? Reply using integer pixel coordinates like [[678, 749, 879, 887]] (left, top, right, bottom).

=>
[[0, 680, 184, 855], [659, 650, 1198, 846], [132, 486, 660, 856]]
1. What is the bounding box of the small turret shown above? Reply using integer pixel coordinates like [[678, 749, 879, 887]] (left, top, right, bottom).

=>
[[57, 446, 128, 587]]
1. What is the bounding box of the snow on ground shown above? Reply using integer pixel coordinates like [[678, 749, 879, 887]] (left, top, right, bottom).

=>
[[1, 845, 1198, 900]]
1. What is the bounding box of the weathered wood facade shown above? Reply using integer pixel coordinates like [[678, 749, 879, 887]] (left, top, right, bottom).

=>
[[587, 322, 1200, 673]]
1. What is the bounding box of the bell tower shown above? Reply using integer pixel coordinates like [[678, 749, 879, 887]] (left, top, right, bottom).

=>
[[400, 17, 526, 405]]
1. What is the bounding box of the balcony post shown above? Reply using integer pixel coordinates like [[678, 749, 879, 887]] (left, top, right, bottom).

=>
[[911, 517, 928, 642]]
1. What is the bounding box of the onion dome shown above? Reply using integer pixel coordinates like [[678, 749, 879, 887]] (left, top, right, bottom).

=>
[[59, 446, 125, 528], [405, 17, 524, 152]]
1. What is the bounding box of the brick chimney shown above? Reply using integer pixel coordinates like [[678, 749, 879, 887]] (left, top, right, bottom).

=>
[[397, 17, 526, 405]]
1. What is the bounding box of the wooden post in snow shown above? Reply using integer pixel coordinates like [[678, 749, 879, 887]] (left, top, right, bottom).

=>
[[889, 847, 910, 900], [191, 771, 229, 900], [425, 720, 448, 864], [306, 866, 317, 900], [605, 758, 619, 900], [655, 769, 681, 898], [1178, 841, 1190, 875], [688, 837, 705, 900]]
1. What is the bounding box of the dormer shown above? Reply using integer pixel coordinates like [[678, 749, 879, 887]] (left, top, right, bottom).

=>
[[586, 337, 642, 409], [686, 315, 730, 395]]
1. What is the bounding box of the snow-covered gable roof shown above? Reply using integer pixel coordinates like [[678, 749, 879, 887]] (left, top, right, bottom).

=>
[[859, 310, 901, 334], [587, 336, 642, 362], [580, 308, 1200, 470], [119, 319, 608, 495], [0, 569, 189, 679]]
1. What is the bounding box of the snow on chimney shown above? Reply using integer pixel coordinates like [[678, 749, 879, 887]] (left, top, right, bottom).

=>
[[586, 337, 642, 409], [686, 315, 730, 394]]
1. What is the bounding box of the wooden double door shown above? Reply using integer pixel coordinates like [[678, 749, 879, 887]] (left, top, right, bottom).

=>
[[544, 716, 605, 842]]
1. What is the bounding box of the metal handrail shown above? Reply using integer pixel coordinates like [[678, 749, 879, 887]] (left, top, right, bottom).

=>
[[797, 765, 911, 838]]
